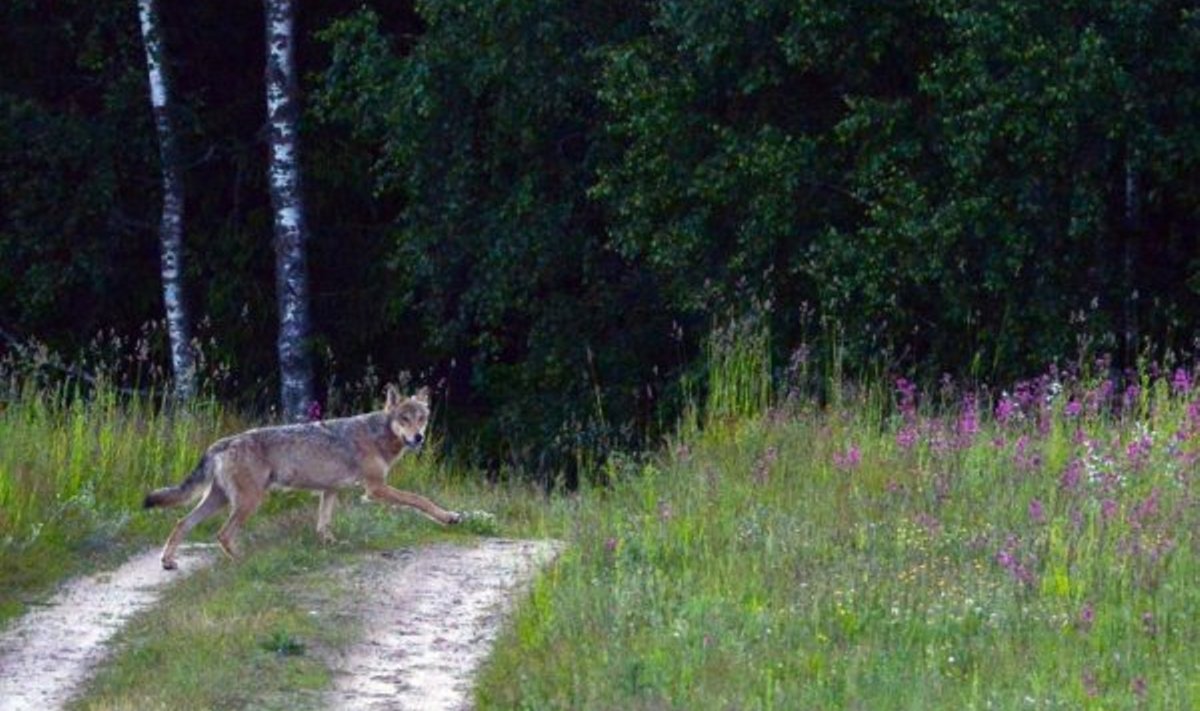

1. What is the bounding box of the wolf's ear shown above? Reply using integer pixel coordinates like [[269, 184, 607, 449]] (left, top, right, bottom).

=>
[[385, 384, 402, 411], [413, 386, 431, 405]]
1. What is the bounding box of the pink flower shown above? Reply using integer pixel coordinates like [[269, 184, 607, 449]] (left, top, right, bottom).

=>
[[1171, 368, 1191, 395], [956, 394, 979, 445], [995, 395, 1018, 425], [833, 444, 862, 471], [1124, 384, 1142, 411], [306, 399, 323, 421], [1059, 459, 1082, 491], [1125, 434, 1153, 470], [1132, 677, 1148, 698], [1078, 601, 1095, 632], [1028, 498, 1046, 525]]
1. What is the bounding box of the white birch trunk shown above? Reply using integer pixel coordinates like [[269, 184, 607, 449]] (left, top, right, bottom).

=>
[[138, 0, 195, 401], [264, 0, 315, 420]]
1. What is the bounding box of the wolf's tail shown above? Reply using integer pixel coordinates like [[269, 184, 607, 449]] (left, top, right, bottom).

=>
[[143, 454, 213, 509]]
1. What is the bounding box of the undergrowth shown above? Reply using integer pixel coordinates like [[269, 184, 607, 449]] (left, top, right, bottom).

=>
[[477, 356, 1199, 708], [0, 379, 233, 623]]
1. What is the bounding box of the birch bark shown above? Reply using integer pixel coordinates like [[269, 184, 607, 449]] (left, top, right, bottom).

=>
[[264, 0, 315, 420], [137, 0, 195, 400]]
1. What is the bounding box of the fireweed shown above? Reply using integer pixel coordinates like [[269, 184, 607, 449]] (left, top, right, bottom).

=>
[[481, 362, 1198, 709]]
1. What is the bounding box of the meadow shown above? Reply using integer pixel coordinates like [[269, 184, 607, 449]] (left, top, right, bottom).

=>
[[477, 361, 1198, 709], [1, 347, 1197, 709]]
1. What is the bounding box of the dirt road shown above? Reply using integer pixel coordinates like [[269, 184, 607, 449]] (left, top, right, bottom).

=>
[[0, 538, 560, 711], [326, 538, 563, 711], [0, 544, 216, 711]]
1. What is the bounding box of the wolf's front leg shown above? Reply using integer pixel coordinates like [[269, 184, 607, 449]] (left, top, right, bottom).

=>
[[363, 481, 461, 525], [316, 490, 339, 543]]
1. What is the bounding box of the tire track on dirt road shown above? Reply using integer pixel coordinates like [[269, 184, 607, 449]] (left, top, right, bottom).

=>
[[325, 538, 563, 711], [0, 545, 216, 711]]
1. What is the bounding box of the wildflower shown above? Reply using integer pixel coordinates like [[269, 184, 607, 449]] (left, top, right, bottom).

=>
[[1082, 669, 1099, 697], [1064, 400, 1082, 418], [1059, 459, 1082, 491], [914, 512, 941, 537], [604, 537, 618, 554], [1128, 488, 1160, 531], [995, 393, 1018, 425], [995, 535, 1037, 587], [752, 446, 777, 485], [1123, 383, 1142, 411], [896, 425, 919, 452], [1085, 379, 1115, 417], [833, 444, 862, 471], [1125, 427, 1153, 471], [306, 399, 323, 421], [956, 394, 979, 445], [1028, 498, 1046, 525], [1132, 677, 1148, 698], [1171, 367, 1191, 395], [1045, 379, 1063, 404], [1141, 611, 1157, 637], [895, 377, 917, 415], [1101, 498, 1119, 521], [1014, 435, 1041, 472], [1078, 601, 1095, 632]]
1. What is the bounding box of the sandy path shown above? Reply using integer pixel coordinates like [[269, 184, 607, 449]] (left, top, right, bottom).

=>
[[0, 544, 215, 711], [325, 538, 563, 711]]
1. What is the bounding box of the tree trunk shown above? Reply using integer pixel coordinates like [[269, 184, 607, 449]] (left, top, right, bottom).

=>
[[137, 0, 195, 401], [264, 0, 315, 421]]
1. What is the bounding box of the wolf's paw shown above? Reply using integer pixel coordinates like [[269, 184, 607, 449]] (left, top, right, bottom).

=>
[[162, 558, 178, 571], [457, 510, 499, 535]]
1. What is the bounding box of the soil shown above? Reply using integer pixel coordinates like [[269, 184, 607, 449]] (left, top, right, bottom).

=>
[[325, 538, 563, 711], [0, 544, 216, 711]]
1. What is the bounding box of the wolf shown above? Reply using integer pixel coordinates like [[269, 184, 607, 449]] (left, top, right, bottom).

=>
[[143, 385, 461, 570]]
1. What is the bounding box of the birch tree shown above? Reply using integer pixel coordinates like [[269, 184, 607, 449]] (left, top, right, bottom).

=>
[[264, 0, 315, 420], [137, 0, 195, 400]]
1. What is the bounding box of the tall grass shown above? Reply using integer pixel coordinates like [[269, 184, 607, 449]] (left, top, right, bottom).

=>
[[478, 351, 1199, 708], [704, 315, 772, 426], [0, 378, 234, 621]]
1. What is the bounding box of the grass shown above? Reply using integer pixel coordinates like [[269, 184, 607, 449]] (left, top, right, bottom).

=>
[[0, 379, 234, 624], [71, 460, 563, 709], [4, 348, 1198, 709], [476, 370, 1199, 708], [0, 371, 564, 708]]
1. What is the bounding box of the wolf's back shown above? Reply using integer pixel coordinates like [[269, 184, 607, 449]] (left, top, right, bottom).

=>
[[143, 454, 213, 508]]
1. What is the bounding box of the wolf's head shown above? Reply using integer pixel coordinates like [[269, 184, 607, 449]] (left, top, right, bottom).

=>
[[384, 384, 430, 450]]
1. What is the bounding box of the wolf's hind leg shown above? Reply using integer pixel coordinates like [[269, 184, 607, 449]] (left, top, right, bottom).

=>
[[215, 490, 263, 561], [316, 490, 339, 543], [161, 484, 228, 570]]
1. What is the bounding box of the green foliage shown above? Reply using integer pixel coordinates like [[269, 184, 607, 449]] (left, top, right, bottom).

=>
[[477, 366, 1200, 709], [313, 0, 1200, 469], [3, 0, 1200, 469], [0, 376, 234, 623], [317, 2, 675, 468]]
